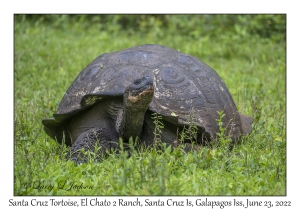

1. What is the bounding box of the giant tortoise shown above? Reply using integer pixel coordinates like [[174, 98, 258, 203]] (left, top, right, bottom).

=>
[[42, 44, 253, 163]]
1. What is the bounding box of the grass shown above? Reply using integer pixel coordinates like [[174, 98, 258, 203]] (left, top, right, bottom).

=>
[[14, 15, 286, 195]]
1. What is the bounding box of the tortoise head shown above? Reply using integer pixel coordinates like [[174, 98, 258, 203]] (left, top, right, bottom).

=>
[[124, 75, 154, 106]]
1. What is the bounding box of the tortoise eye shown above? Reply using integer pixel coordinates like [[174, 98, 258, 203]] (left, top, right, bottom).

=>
[[134, 79, 141, 85]]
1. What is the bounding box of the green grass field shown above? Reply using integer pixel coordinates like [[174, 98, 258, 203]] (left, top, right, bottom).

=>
[[14, 15, 286, 195]]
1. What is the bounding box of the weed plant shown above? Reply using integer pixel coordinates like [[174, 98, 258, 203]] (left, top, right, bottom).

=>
[[14, 15, 286, 195]]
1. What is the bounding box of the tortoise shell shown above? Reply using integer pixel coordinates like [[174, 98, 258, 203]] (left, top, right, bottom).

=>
[[43, 44, 252, 143]]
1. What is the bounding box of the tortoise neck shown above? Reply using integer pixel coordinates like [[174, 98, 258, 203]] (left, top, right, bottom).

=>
[[120, 92, 153, 141], [121, 101, 148, 141]]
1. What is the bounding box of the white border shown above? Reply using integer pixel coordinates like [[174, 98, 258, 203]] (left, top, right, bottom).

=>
[[2, 0, 299, 209]]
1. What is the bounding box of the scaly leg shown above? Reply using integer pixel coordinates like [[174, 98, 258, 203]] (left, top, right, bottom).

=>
[[68, 127, 117, 164]]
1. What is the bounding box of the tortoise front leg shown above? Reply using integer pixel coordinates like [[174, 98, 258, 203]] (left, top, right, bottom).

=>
[[68, 127, 117, 164]]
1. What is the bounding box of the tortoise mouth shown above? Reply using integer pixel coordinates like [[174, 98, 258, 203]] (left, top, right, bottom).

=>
[[130, 83, 153, 96], [128, 85, 154, 103]]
